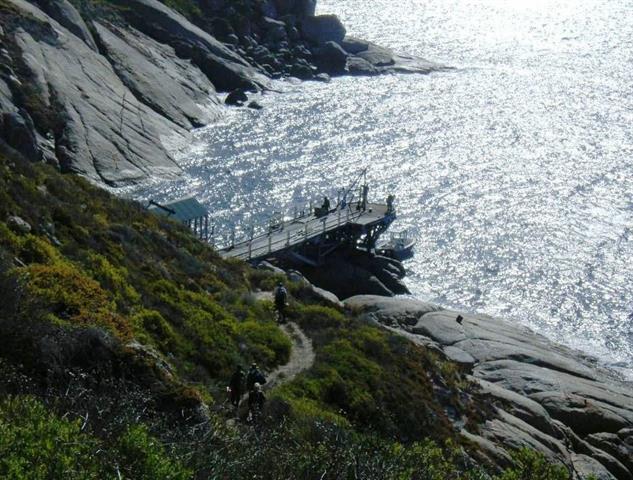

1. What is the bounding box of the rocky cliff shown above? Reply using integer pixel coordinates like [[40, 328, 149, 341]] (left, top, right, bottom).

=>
[[0, 0, 442, 185]]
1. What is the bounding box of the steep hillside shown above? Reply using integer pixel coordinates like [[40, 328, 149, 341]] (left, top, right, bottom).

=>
[[0, 142, 577, 478]]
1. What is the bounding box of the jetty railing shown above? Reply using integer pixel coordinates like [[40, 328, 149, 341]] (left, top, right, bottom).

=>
[[219, 202, 380, 262]]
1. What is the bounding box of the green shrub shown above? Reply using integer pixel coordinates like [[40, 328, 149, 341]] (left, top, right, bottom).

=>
[[237, 319, 291, 366], [0, 396, 102, 479], [87, 253, 141, 309], [131, 309, 188, 354], [495, 448, 570, 480], [0, 396, 192, 480], [296, 304, 347, 331], [246, 268, 285, 292], [18, 261, 130, 338], [115, 425, 192, 480], [18, 235, 62, 265]]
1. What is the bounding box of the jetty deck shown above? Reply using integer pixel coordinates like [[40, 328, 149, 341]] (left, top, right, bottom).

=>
[[220, 202, 393, 263]]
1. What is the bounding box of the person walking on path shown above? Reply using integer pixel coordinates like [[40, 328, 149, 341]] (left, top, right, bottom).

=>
[[247, 382, 266, 423], [228, 365, 245, 408], [246, 363, 267, 392], [274, 281, 288, 324]]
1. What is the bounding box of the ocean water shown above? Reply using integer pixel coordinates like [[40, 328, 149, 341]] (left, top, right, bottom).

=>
[[125, 0, 633, 378]]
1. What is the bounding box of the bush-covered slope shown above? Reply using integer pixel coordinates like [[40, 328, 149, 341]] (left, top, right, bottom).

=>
[[0, 143, 573, 478]]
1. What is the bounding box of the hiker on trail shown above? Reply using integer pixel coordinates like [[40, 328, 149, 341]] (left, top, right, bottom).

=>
[[228, 365, 245, 407], [274, 281, 288, 323], [246, 363, 267, 392], [248, 382, 266, 422]]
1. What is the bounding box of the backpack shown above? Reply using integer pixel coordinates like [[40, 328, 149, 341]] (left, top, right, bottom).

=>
[[247, 369, 267, 389], [274, 286, 287, 305], [255, 371, 267, 385]]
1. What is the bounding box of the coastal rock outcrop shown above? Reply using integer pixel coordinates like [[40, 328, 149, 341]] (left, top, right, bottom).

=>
[[271, 0, 317, 17], [31, 0, 98, 50], [344, 295, 633, 479], [342, 36, 446, 76], [1, 111, 41, 162], [0, 0, 269, 184], [92, 22, 222, 130], [281, 250, 410, 299], [313, 40, 349, 74], [107, 0, 268, 92], [1, 0, 188, 185], [0, 0, 447, 185], [301, 14, 346, 44]]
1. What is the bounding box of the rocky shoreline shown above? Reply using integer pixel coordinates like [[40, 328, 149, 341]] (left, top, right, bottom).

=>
[[356, 296, 633, 479], [264, 261, 633, 480], [0, 0, 444, 186], [274, 248, 410, 298]]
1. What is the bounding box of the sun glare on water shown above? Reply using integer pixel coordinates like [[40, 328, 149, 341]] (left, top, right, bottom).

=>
[[132, 0, 633, 377]]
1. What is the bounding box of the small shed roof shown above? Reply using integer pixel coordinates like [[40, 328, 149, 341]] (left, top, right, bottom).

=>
[[148, 197, 208, 223]]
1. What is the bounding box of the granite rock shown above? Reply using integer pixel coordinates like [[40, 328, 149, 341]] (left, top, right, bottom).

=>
[[341, 36, 448, 76], [32, 0, 97, 50], [5, 0, 183, 185], [301, 14, 346, 45], [108, 0, 268, 92], [93, 22, 221, 129], [343, 295, 633, 478]]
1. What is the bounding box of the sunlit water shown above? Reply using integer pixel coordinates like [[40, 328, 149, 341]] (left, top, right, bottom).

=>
[[124, 0, 633, 378]]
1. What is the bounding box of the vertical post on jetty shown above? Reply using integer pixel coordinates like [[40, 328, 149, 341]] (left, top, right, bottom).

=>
[[322, 218, 326, 235], [286, 230, 291, 246], [248, 241, 252, 260], [304, 221, 309, 238], [268, 234, 272, 253], [230, 227, 235, 248]]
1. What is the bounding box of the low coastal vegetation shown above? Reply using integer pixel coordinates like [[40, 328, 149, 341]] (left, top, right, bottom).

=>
[[0, 143, 575, 478]]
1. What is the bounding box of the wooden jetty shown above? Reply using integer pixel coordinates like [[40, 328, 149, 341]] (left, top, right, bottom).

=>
[[148, 170, 398, 266], [219, 200, 396, 265]]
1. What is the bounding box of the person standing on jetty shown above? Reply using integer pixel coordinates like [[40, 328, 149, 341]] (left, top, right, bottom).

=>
[[228, 365, 245, 408]]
